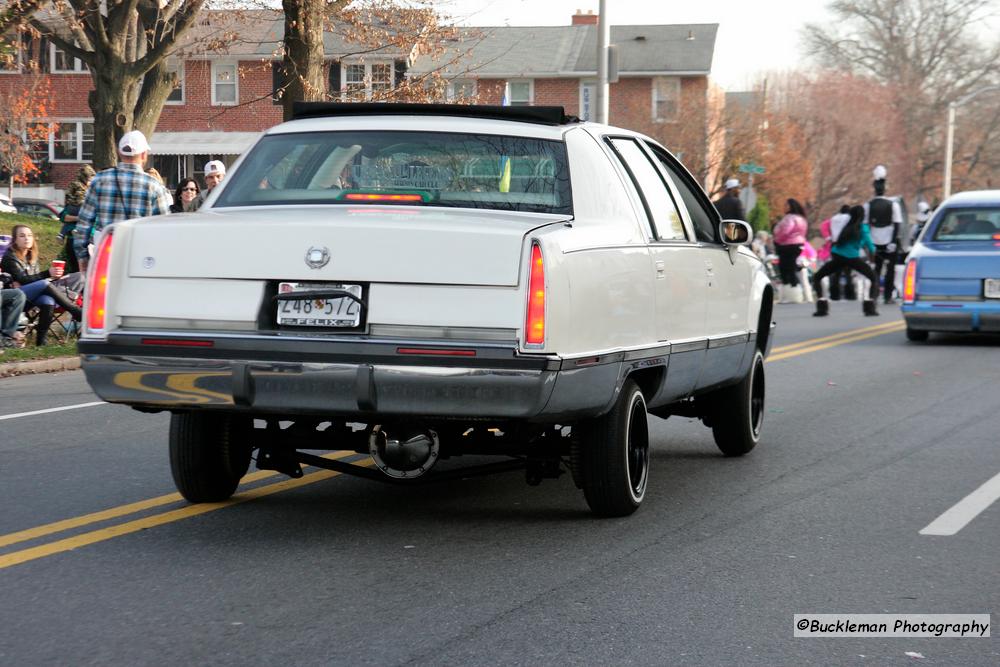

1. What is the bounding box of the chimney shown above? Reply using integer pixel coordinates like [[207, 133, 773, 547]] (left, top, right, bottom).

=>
[[572, 9, 598, 26]]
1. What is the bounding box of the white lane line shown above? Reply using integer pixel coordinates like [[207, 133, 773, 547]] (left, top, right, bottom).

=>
[[920, 471, 1000, 536], [0, 401, 107, 422]]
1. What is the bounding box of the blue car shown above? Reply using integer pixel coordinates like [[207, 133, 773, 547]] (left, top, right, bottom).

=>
[[901, 190, 1000, 341]]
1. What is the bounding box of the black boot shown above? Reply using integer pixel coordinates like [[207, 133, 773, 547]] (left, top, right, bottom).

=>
[[44, 284, 82, 321], [813, 298, 829, 317], [34, 304, 54, 346], [863, 300, 879, 316]]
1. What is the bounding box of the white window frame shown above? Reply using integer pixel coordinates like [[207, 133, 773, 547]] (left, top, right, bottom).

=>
[[47, 119, 95, 163], [507, 79, 533, 106], [211, 61, 238, 106], [50, 42, 85, 73], [339, 60, 394, 101], [652, 76, 680, 123], [165, 60, 185, 105], [447, 79, 476, 102]]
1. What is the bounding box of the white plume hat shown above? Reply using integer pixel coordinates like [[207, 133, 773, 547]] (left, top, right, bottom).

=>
[[873, 164, 888, 180], [725, 178, 740, 190]]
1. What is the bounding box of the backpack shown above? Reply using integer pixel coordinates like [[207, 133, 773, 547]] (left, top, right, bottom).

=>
[[868, 197, 894, 228]]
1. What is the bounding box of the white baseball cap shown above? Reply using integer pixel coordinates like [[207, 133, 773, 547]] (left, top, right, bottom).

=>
[[725, 178, 740, 190], [118, 130, 150, 156], [873, 164, 887, 180], [204, 160, 226, 176]]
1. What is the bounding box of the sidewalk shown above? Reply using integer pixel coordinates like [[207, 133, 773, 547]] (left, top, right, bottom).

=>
[[0, 355, 80, 378]]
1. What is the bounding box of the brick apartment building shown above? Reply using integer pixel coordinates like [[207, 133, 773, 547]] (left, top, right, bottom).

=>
[[0, 9, 717, 200]]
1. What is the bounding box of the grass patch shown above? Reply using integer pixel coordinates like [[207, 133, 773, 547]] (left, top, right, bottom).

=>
[[1, 340, 78, 363], [0, 212, 65, 264]]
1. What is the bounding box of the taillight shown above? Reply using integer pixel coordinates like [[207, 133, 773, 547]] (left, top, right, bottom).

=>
[[525, 242, 545, 346], [85, 231, 114, 332], [903, 259, 917, 304]]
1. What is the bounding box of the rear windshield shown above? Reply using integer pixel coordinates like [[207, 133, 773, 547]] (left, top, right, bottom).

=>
[[214, 130, 572, 215], [931, 208, 1000, 241]]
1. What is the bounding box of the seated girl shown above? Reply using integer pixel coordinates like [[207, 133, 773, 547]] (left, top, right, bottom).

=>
[[0, 224, 83, 346]]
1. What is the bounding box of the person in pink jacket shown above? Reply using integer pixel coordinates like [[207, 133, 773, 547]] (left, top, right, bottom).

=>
[[772, 198, 809, 301]]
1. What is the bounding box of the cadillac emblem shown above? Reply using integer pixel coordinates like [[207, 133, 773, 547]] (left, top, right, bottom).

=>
[[305, 246, 330, 269]]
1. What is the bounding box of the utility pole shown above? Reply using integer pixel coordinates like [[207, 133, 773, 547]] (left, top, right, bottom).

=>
[[596, 0, 609, 124]]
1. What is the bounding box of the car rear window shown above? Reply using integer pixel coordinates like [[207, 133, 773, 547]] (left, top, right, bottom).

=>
[[931, 208, 1000, 241], [214, 130, 572, 215]]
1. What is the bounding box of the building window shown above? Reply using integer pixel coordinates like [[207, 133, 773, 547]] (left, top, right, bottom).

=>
[[50, 43, 85, 73], [653, 76, 680, 122], [45, 120, 94, 162], [447, 79, 476, 102], [212, 62, 238, 105], [341, 61, 393, 101], [371, 62, 392, 97], [166, 61, 184, 104], [506, 80, 532, 106]]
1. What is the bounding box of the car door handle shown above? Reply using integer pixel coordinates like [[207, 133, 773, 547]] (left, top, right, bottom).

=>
[[655, 260, 665, 279]]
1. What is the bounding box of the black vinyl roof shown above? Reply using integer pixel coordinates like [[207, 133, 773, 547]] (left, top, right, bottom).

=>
[[291, 102, 579, 126]]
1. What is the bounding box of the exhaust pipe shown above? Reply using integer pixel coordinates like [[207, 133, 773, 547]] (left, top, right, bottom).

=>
[[368, 425, 440, 479]]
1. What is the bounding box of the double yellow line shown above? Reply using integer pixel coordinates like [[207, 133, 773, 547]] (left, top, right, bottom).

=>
[[0, 319, 905, 570], [0, 452, 373, 570], [767, 320, 905, 362]]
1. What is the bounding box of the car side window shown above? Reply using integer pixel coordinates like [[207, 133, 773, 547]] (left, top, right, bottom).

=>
[[644, 142, 719, 244], [607, 137, 687, 241]]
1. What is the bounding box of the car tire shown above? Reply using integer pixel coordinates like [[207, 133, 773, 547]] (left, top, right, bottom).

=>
[[906, 327, 929, 342], [169, 412, 251, 503], [711, 349, 765, 457], [579, 379, 649, 517]]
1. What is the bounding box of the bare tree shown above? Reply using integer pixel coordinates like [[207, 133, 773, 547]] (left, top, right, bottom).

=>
[[804, 0, 1000, 199], [24, 0, 209, 168], [274, 0, 466, 121]]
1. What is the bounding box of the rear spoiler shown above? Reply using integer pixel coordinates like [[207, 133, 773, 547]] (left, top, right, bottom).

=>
[[292, 102, 580, 126]]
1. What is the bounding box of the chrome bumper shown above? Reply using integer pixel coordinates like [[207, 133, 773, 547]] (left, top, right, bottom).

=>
[[78, 332, 622, 421]]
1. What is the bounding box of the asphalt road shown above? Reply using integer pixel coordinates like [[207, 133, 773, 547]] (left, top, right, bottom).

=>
[[1, 302, 998, 666]]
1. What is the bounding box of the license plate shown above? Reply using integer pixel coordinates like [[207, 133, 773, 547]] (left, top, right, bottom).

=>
[[986, 279, 1000, 299], [277, 282, 363, 327]]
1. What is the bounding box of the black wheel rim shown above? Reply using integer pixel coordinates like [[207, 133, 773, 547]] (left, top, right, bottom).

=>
[[627, 395, 649, 498], [749, 357, 765, 437]]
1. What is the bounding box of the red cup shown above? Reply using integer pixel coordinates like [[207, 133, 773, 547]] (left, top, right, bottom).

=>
[[51, 260, 65, 277]]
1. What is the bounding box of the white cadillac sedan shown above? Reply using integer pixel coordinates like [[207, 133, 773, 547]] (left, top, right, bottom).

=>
[[79, 103, 774, 517]]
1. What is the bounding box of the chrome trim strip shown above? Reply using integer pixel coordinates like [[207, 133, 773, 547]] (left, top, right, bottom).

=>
[[624, 344, 672, 361], [708, 332, 750, 349], [671, 338, 708, 354]]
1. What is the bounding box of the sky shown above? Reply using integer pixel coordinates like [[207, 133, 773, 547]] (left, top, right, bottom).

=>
[[437, 0, 835, 90]]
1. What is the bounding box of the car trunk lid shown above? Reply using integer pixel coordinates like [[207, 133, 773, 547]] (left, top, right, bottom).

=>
[[126, 207, 567, 286]]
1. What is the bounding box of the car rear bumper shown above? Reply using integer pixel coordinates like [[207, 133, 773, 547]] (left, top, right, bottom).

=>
[[77, 332, 622, 422], [902, 301, 1000, 332]]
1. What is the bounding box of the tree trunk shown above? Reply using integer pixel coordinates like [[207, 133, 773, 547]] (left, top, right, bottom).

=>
[[282, 0, 327, 122], [87, 62, 140, 169], [134, 61, 177, 140]]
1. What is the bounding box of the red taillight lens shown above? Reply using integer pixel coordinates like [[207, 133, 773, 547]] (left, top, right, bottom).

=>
[[525, 242, 545, 346], [903, 259, 917, 304], [86, 232, 113, 332]]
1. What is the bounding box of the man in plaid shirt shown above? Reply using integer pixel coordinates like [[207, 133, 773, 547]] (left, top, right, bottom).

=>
[[75, 130, 173, 271]]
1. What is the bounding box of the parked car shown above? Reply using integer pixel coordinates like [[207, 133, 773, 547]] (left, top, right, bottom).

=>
[[12, 198, 61, 220], [78, 103, 774, 516], [901, 190, 1000, 341], [0, 193, 16, 214]]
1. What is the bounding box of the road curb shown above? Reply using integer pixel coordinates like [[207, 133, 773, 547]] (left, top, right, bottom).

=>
[[0, 355, 81, 378]]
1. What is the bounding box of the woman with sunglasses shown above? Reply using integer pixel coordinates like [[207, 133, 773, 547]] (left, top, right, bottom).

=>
[[170, 178, 200, 213]]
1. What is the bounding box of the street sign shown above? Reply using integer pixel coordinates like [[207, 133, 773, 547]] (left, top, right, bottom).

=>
[[738, 162, 766, 175]]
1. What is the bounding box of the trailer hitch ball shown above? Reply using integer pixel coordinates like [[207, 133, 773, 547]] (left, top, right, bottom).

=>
[[368, 426, 440, 479]]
